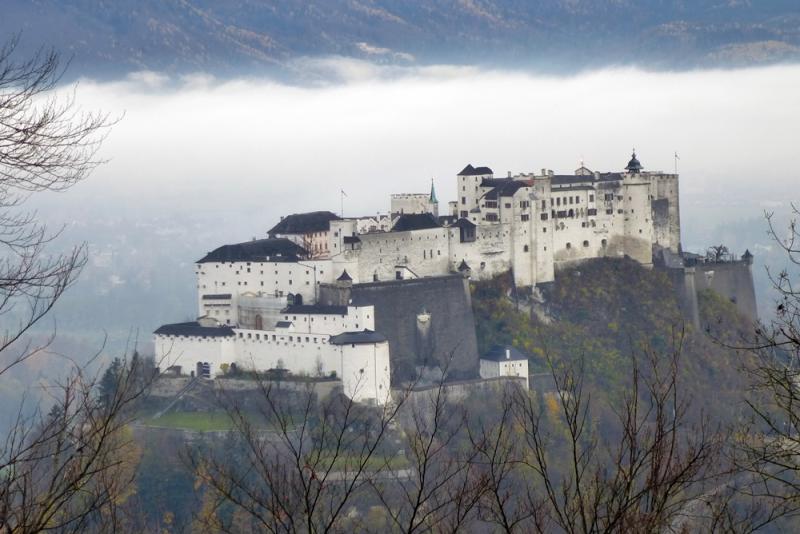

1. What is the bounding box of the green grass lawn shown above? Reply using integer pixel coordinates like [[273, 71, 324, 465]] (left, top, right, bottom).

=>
[[139, 411, 239, 432]]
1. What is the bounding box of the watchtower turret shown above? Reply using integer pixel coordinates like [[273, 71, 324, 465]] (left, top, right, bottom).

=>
[[625, 149, 642, 174]]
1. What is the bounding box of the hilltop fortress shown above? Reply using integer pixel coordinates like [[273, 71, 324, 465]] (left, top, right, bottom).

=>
[[153, 151, 754, 405]]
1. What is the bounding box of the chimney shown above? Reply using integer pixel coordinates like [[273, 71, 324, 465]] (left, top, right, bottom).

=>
[[506, 348, 510, 360], [507, 171, 512, 178], [541, 168, 546, 176]]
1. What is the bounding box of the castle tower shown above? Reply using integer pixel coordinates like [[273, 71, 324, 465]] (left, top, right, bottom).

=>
[[625, 149, 642, 174], [429, 178, 439, 217]]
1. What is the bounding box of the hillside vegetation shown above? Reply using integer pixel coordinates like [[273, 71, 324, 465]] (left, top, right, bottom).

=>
[[472, 257, 757, 424]]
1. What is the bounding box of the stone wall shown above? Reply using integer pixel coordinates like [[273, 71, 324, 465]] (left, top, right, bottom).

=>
[[322, 274, 480, 383], [657, 255, 757, 326], [693, 260, 758, 322]]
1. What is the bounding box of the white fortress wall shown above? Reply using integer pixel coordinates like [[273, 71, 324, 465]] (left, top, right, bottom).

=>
[[647, 172, 681, 252], [278, 305, 375, 335], [154, 333, 236, 377], [196, 258, 333, 319], [621, 177, 655, 264], [153, 306, 390, 404], [336, 341, 391, 404], [356, 227, 451, 282], [391, 193, 432, 216]]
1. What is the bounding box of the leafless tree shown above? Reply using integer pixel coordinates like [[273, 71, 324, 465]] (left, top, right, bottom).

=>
[[0, 352, 152, 533], [368, 373, 487, 534], [707, 245, 731, 263], [0, 35, 113, 374], [190, 373, 408, 533], [469, 338, 734, 534], [725, 205, 800, 529], [0, 35, 132, 533], [196, 337, 743, 533]]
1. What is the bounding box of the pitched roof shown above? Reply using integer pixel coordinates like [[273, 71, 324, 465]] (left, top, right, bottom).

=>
[[275, 321, 293, 328], [458, 164, 494, 176], [283, 304, 348, 315], [449, 218, 476, 230], [483, 180, 529, 200], [482, 345, 528, 362], [551, 173, 622, 187], [154, 322, 235, 338], [392, 213, 441, 232], [480, 177, 513, 188], [329, 329, 387, 345], [551, 175, 594, 186], [337, 269, 353, 281], [197, 238, 306, 264], [267, 211, 340, 236], [457, 259, 471, 272]]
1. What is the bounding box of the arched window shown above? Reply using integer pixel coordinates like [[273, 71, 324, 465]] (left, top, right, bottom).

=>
[[583, 240, 589, 247], [524, 245, 529, 252], [566, 242, 572, 250]]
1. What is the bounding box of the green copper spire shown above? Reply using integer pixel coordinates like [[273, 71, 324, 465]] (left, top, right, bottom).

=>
[[430, 178, 438, 204]]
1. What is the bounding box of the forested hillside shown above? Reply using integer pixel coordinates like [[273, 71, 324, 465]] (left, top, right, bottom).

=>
[[4, 0, 800, 78], [472, 257, 758, 424]]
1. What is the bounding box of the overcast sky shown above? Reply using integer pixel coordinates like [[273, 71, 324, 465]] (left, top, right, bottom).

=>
[[44, 59, 800, 248]]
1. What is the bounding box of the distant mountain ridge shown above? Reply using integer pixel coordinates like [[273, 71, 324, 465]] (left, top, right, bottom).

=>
[[3, 1, 800, 79]]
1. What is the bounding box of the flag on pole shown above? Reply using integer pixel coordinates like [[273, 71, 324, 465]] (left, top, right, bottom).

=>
[[341, 189, 348, 197]]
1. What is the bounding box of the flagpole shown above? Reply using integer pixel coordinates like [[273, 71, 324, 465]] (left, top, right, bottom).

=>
[[674, 151, 679, 174]]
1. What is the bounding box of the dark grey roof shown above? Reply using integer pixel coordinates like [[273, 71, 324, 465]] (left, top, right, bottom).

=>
[[551, 175, 594, 186], [457, 259, 471, 272], [625, 151, 642, 173], [480, 177, 513, 188], [343, 235, 361, 244], [198, 238, 306, 263], [202, 293, 232, 300], [154, 322, 235, 338], [449, 218, 476, 229], [337, 270, 353, 281], [551, 173, 621, 187], [458, 164, 493, 176], [484, 180, 529, 200], [329, 329, 387, 345], [552, 185, 596, 191], [392, 213, 441, 232], [483, 345, 528, 362], [268, 211, 340, 236], [284, 304, 348, 315], [275, 321, 293, 328]]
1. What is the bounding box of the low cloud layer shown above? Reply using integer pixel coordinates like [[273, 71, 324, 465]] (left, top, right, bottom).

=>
[[53, 61, 800, 246]]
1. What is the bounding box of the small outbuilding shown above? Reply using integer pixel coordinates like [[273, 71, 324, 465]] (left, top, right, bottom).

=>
[[480, 345, 529, 389]]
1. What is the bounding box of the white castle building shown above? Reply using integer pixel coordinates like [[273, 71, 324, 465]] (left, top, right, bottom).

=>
[[154, 151, 680, 404]]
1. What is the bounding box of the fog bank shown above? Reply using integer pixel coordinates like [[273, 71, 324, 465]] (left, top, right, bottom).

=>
[[47, 61, 800, 249]]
